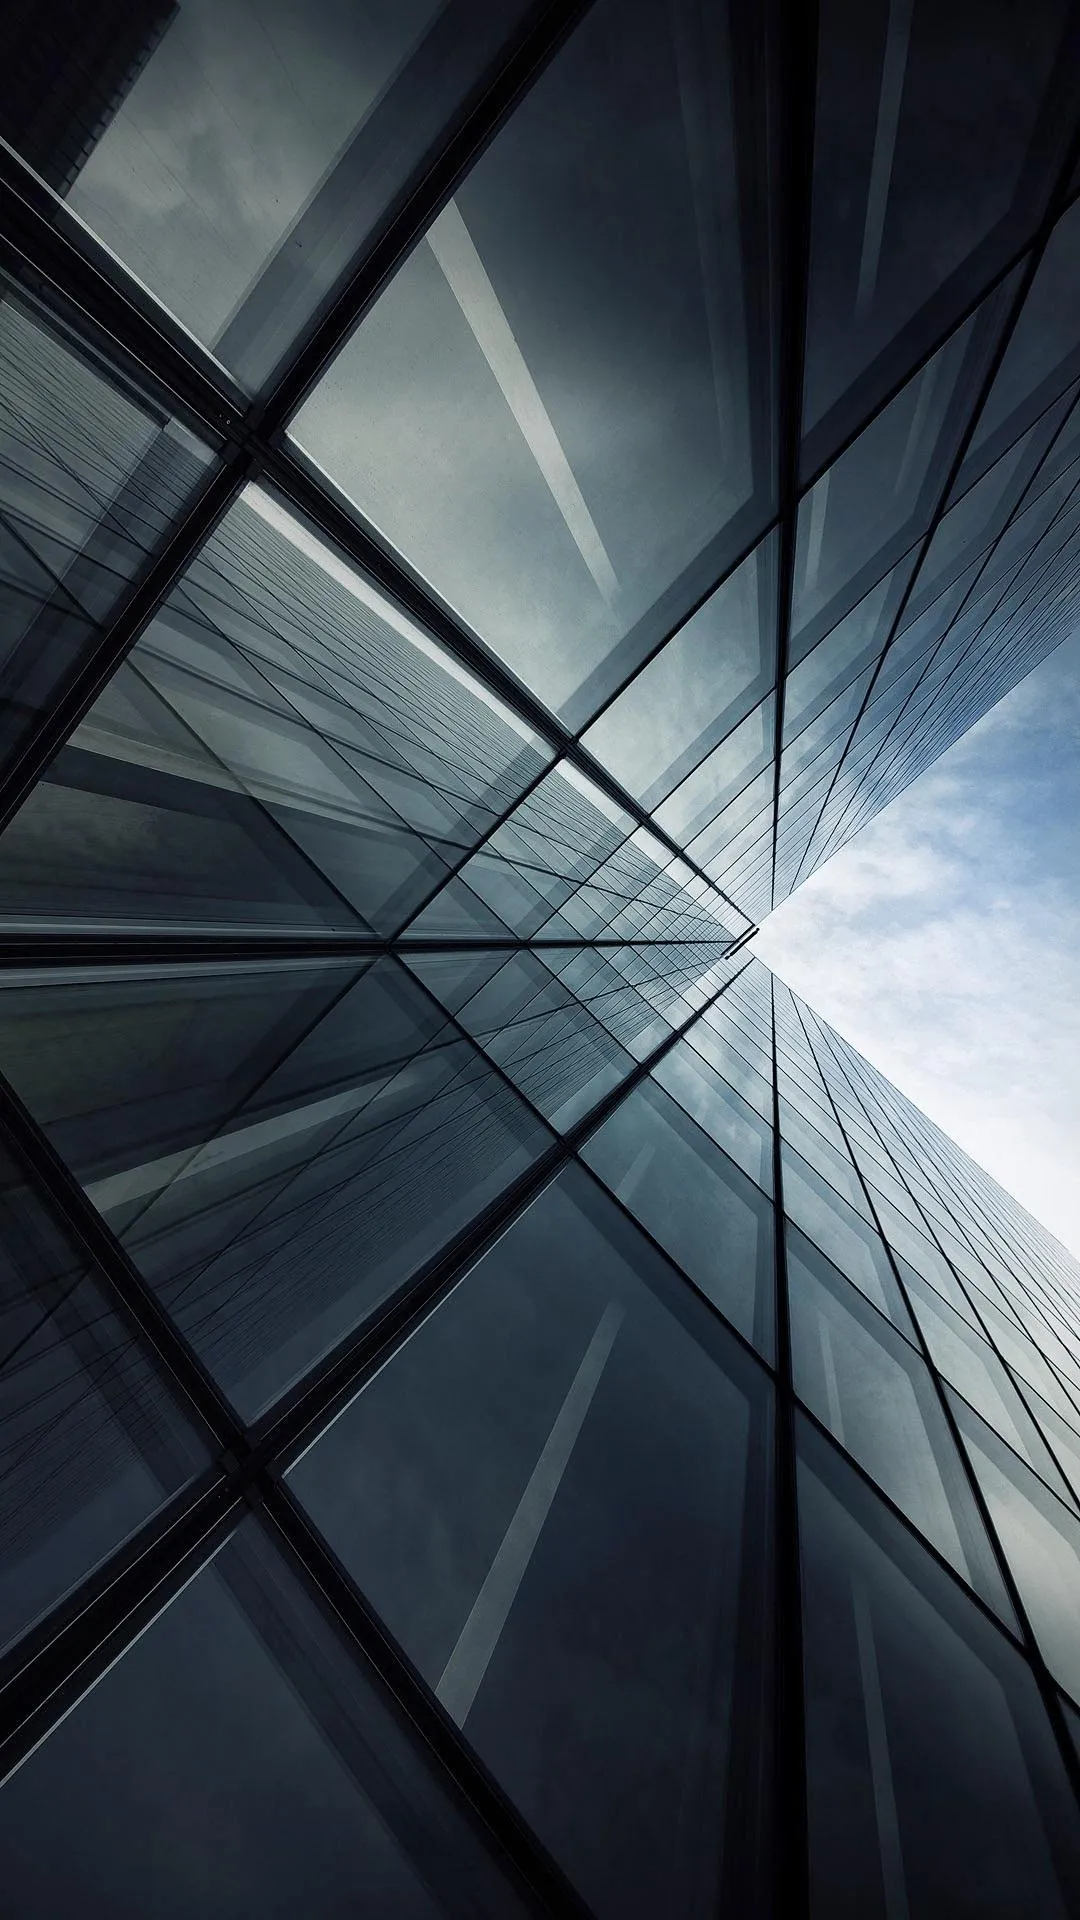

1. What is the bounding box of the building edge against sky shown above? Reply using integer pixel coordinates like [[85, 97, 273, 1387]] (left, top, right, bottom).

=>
[[2, 2, 1080, 1916]]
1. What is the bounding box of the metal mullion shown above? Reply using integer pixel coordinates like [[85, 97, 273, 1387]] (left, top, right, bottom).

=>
[[794, 1395, 1037, 1653], [891, 1128, 1080, 1435], [794, 1000, 1080, 1821], [767, 0, 818, 923], [792, 446, 1080, 863], [0, 934, 740, 968], [388, 760, 594, 945], [0, 144, 246, 436], [7, 73, 1077, 930], [114, 651, 376, 934], [4, 105, 754, 927], [768, 964, 810, 1918], [547, 32, 1080, 751], [177, 527, 536, 860]]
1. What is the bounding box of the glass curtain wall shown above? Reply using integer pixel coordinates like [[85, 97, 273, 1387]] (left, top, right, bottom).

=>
[[2, 3, 1080, 1916]]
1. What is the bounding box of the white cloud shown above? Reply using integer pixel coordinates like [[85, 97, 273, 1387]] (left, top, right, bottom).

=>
[[756, 635, 1080, 1261]]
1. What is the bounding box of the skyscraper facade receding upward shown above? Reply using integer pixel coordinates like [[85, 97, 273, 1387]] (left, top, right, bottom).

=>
[[2, 1, 1080, 1914]]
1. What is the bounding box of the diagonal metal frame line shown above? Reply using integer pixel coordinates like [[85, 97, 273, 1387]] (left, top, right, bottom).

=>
[[782, 117, 1080, 900], [810, 440, 1080, 865], [247, 0, 597, 430], [4, 21, 1076, 935], [767, 963, 810, 1920], [3, 7, 1080, 1905], [0, 11, 750, 937], [7, 6, 1079, 932], [799, 398, 1080, 871], [747, 448, 1080, 891], [767, 0, 818, 929], [259, 454, 754, 930], [0, 933, 743, 968], [761, 428, 1080, 894], [792, 997, 1080, 1822], [826, 1018, 1080, 1375], [0, 940, 746, 1867], [805, 1010, 1080, 1498], [252, 1484, 596, 1920]]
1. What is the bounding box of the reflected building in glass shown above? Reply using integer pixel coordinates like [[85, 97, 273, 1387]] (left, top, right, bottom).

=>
[[2, 2, 1080, 1915]]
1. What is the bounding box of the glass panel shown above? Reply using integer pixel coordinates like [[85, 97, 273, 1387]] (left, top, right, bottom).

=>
[[653, 1037, 773, 1187], [410, 762, 734, 951], [653, 696, 775, 844], [906, 426, 1037, 613], [970, 198, 1080, 456], [804, 0, 1072, 440], [953, 1395, 1080, 1704], [785, 566, 903, 741], [410, 948, 637, 1135], [792, 324, 979, 644], [581, 535, 777, 809], [902, 1267, 1075, 1501], [0, 1139, 207, 1659], [0, 293, 210, 784], [789, 1232, 1013, 1617], [0, 488, 551, 938], [0, 1523, 529, 1917], [291, 0, 776, 724], [686, 766, 772, 876], [684, 1017, 775, 1121], [782, 1155, 911, 1327], [874, 1205, 973, 1310], [581, 1079, 775, 1356], [800, 1422, 1080, 1920], [975, 1292, 1080, 1433], [31, 0, 542, 387], [0, 959, 552, 1420], [290, 1165, 774, 1920], [780, 1101, 870, 1216]]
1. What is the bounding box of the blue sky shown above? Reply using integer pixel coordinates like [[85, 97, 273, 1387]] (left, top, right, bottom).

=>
[[756, 629, 1080, 1259]]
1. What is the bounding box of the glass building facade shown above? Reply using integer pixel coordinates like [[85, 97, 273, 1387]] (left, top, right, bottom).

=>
[[1, 2, 1080, 1913]]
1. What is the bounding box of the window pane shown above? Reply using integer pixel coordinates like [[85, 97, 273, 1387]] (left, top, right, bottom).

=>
[[409, 947, 638, 1135], [0, 960, 552, 1420], [0, 1523, 530, 1917], [653, 1037, 774, 1187], [0, 489, 551, 938], [953, 1394, 1080, 1704], [581, 536, 777, 809], [290, 1166, 774, 1920], [782, 1152, 911, 1327], [581, 1079, 774, 1356], [800, 1422, 1080, 1920], [32, 0, 540, 387], [804, 0, 1072, 444], [290, 0, 776, 724], [789, 1232, 1013, 1618], [903, 1266, 1076, 1501], [653, 697, 775, 844], [0, 295, 210, 785], [792, 321, 982, 645]]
